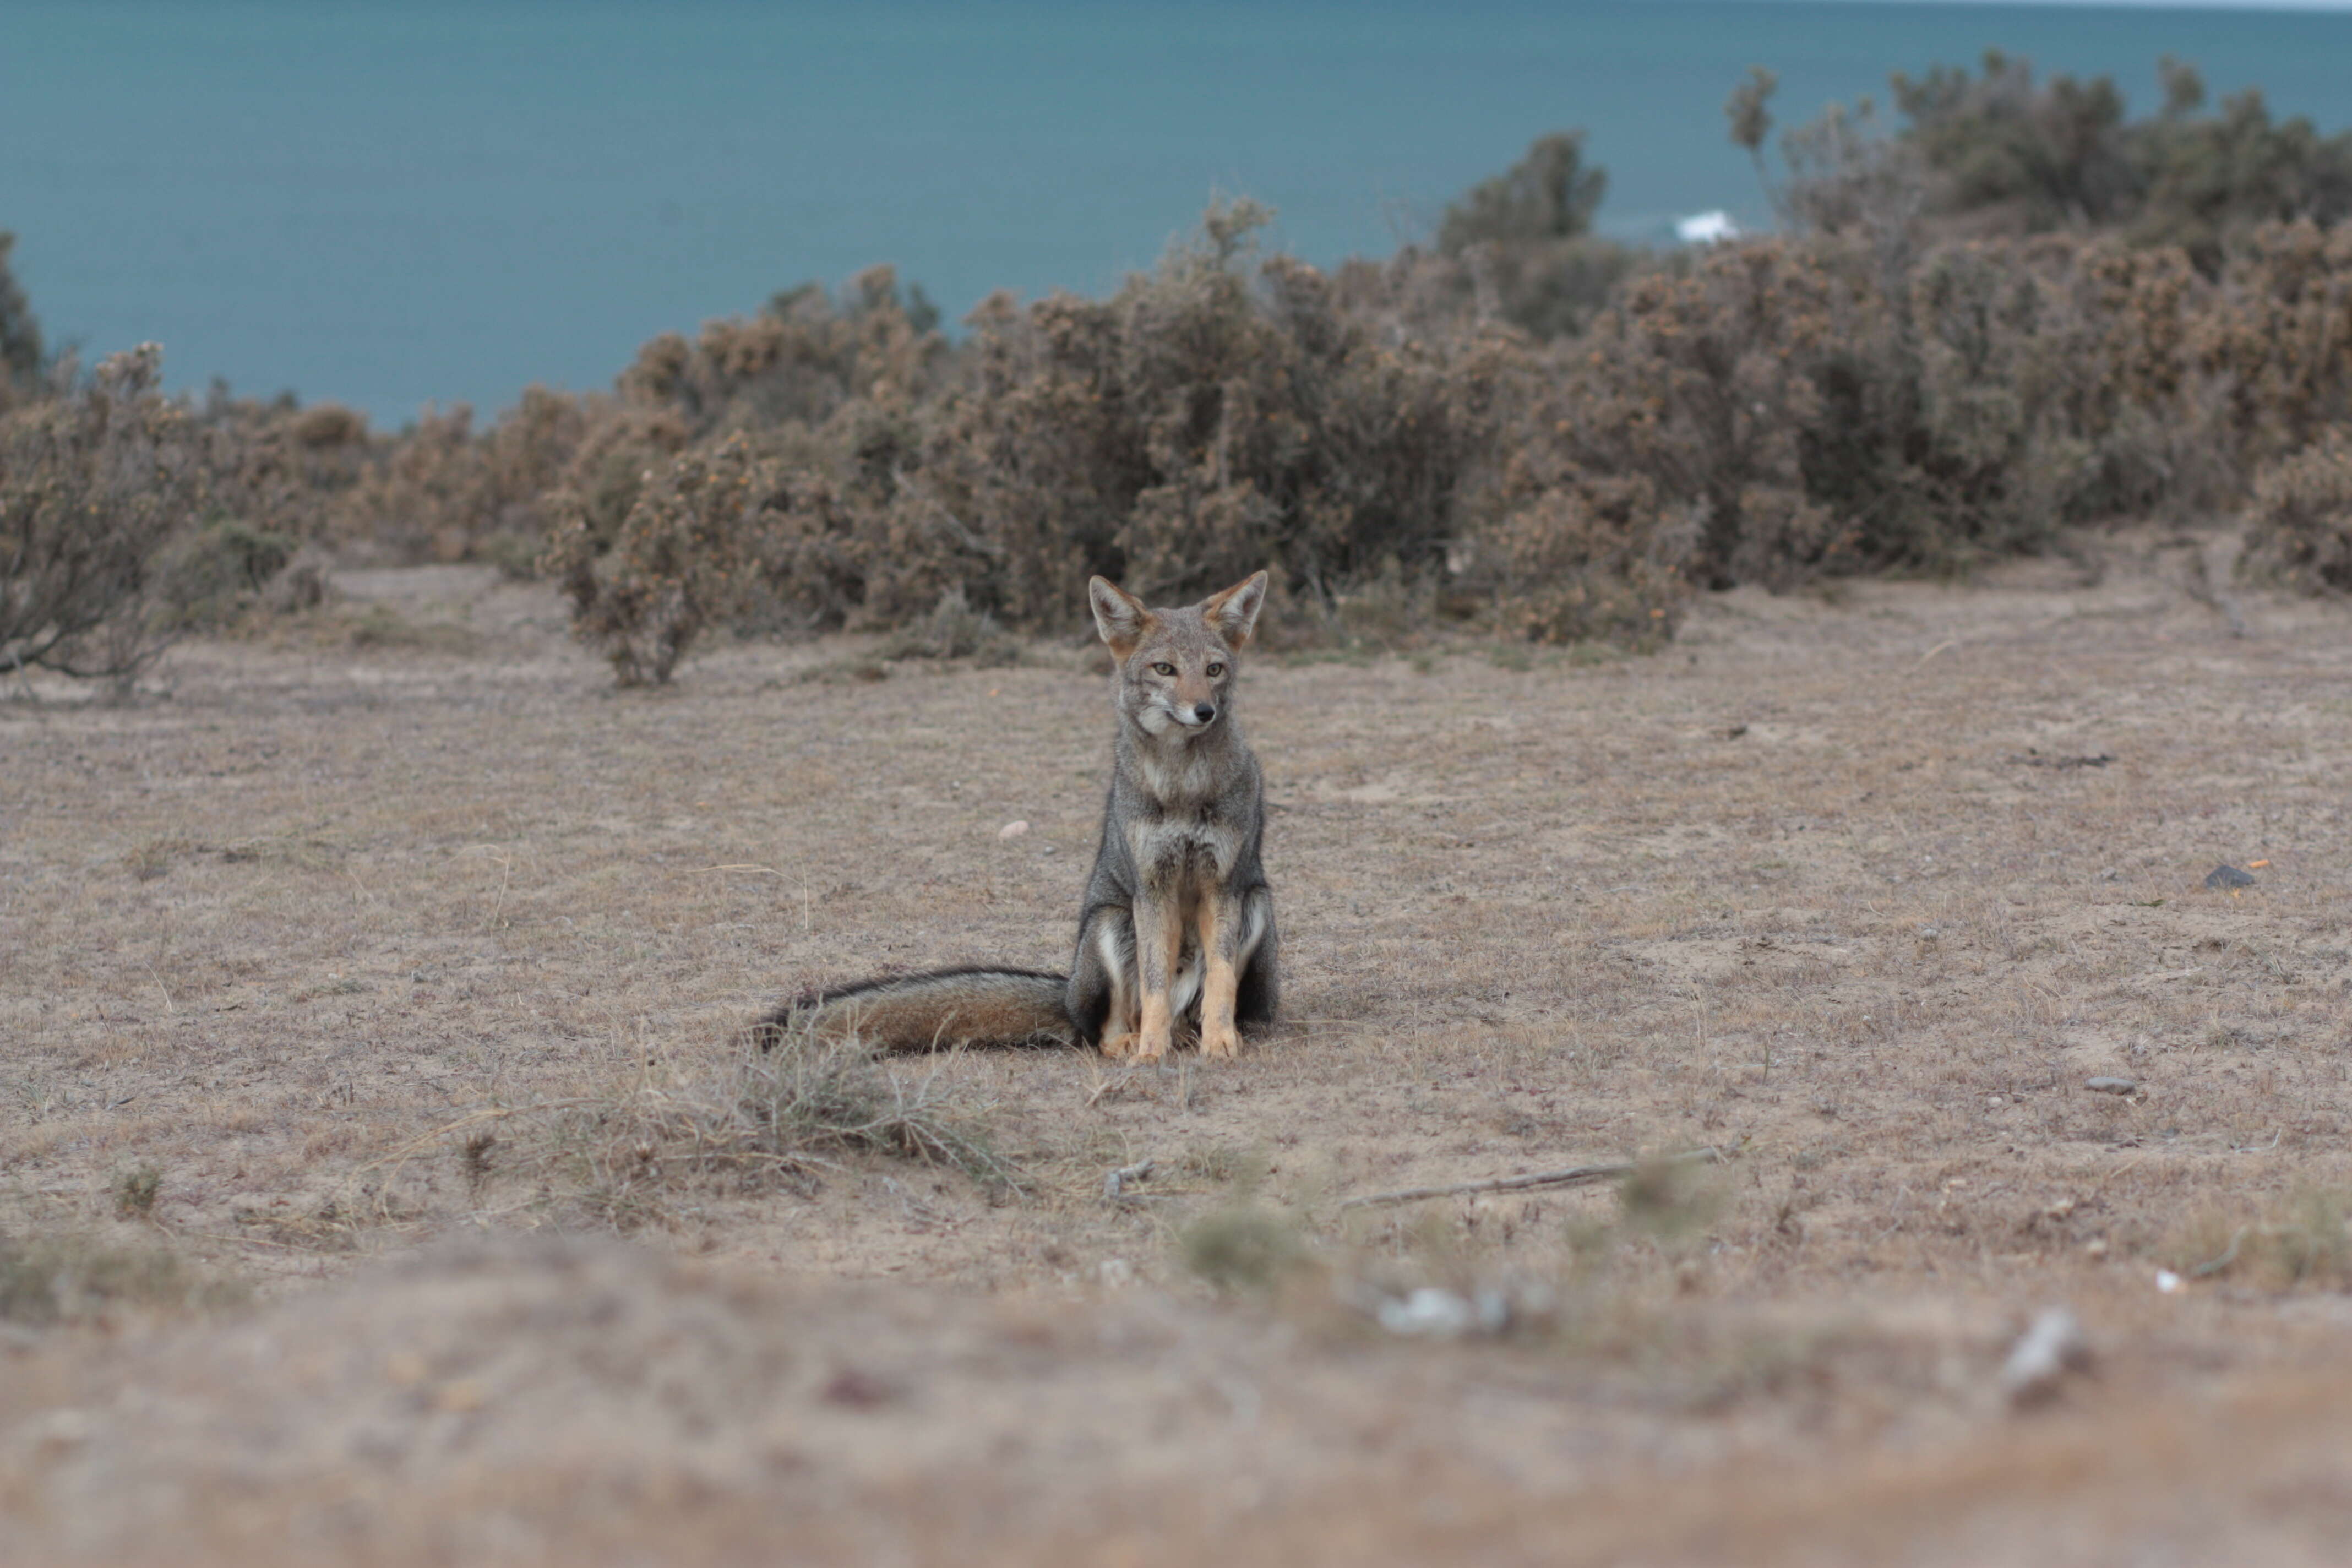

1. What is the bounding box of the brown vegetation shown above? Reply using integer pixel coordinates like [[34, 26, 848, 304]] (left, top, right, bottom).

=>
[[6, 53, 2350, 696]]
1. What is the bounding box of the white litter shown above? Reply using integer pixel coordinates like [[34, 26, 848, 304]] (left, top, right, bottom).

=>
[[1373, 1287, 1511, 1338], [1675, 210, 1739, 244], [2000, 1306, 2092, 1407]]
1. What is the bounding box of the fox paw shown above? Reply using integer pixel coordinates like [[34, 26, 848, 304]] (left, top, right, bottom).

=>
[[1099, 1030, 1140, 1061], [1200, 1021, 1242, 1061], [1134, 1027, 1172, 1063]]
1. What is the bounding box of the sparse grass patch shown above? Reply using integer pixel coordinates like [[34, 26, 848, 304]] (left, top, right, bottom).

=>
[[520, 1025, 1021, 1226], [111, 1163, 162, 1219], [1179, 1201, 1313, 1296], [2164, 1186, 2352, 1288], [0, 1228, 245, 1324], [878, 585, 1022, 667]]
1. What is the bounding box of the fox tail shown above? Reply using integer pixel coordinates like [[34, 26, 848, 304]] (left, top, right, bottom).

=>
[[754, 966, 1071, 1053]]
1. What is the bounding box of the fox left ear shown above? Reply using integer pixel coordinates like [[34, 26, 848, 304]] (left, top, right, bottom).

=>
[[1200, 570, 1269, 648]]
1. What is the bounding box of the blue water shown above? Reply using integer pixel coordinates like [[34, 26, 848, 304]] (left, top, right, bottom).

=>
[[4, 1, 2350, 423]]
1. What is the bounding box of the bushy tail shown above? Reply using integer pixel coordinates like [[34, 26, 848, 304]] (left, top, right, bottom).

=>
[[754, 967, 1071, 1053]]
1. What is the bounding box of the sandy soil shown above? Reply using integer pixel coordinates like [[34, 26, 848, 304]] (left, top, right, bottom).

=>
[[4, 535, 2351, 1564]]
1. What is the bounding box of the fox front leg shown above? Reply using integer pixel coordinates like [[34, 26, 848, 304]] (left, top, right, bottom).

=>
[[1130, 888, 1186, 1063], [1195, 889, 1246, 1061], [1077, 912, 1143, 1062]]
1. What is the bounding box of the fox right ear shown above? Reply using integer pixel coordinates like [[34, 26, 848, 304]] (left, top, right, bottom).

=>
[[1088, 576, 1150, 657]]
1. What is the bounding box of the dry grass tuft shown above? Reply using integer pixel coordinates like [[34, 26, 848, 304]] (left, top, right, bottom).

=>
[[878, 584, 1023, 666], [2165, 1185, 2352, 1288], [111, 1163, 163, 1219], [522, 1025, 1021, 1225], [0, 1228, 245, 1325]]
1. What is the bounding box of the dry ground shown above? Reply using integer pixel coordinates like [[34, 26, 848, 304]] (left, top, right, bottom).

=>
[[4, 533, 2352, 1564]]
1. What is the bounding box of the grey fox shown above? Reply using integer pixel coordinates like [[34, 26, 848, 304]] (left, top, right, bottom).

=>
[[759, 571, 1277, 1061]]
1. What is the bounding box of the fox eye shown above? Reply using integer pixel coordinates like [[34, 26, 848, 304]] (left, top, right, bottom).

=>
[[1205, 662, 1225, 677], [1151, 662, 1177, 676]]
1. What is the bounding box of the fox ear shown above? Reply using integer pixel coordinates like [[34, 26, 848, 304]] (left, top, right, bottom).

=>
[[1088, 576, 1151, 656], [1200, 570, 1269, 648]]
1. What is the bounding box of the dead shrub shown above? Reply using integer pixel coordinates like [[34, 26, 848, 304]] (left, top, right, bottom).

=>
[[1547, 240, 1842, 589], [879, 583, 1021, 665], [105, 151, 2349, 674], [2199, 220, 2352, 466], [0, 229, 43, 416], [328, 385, 590, 568], [0, 344, 210, 685], [2240, 431, 2352, 592], [619, 265, 943, 440], [542, 432, 780, 685], [197, 387, 375, 546], [153, 517, 298, 631], [330, 402, 501, 564], [527, 1025, 1017, 1226], [1465, 473, 1694, 645], [1430, 130, 1643, 338], [913, 202, 1503, 627]]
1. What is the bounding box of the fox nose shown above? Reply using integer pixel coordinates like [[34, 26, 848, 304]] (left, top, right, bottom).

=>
[[1192, 702, 1217, 724]]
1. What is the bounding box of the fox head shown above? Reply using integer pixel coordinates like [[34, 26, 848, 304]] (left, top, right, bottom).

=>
[[1088, 571, 1268, 741]]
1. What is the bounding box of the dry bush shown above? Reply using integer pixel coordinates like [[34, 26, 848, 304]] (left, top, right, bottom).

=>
[[543, 202, 1516, 674], [323, 384, 590, 569], [0, 344, 210, 684], [542, 430, 780, 685], [2240, 431, 2352, 592], [196, 388, 376, 546], [528, 1026, 1017, 1227], [2198, 219, 2352, 466], [1466, 473, 1694, 646], [1428, 130, 1642, 338], [0, 229, 44, 416], [618, 265, 942, 440], [160, 155, 2352, 676], [1746, 52, 2352, 268], [151, 518, 300, 631], [522, 211, 2352, 680], [1517, 230, 2250, 593], [329, 402, 492, 563], [1542, 240, 1843, 590], [911, 202, 1505, 629], [878, 584, 1021, 665]]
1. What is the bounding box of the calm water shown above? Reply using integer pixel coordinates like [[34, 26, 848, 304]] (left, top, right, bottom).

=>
[[4, 1, 2350, 422]]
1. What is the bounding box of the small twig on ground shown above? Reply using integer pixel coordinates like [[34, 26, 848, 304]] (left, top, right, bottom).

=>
[[140, 960, 176, 1016], [1086, 1069, 1138, 1107], [1103, 1157, 1156, 1202], [2190, 1224, 2253, 1278], [1336, 1144, 1729, 1210]]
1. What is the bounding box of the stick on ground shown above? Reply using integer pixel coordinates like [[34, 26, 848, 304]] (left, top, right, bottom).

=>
[[1102, 1158, 1156, 1201], [1336, 1145, 1725, 1210]]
